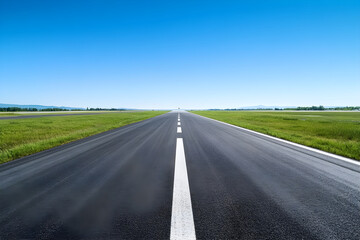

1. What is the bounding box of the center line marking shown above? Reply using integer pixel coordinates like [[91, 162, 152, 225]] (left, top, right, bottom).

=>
[[177, 127, 182, 133], [178, 122, 181, 126], [170, 138, 196, 240]]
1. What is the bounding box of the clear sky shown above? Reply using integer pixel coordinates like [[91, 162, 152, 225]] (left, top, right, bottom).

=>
[[1, 0, 359, 109]]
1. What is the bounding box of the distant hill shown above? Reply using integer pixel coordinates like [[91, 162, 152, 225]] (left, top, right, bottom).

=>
[[0, 103, 85, 110]]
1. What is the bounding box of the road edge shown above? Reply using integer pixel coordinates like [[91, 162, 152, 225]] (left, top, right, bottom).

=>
[[0, 112, 169, 170], [189, 112, 360, 172]]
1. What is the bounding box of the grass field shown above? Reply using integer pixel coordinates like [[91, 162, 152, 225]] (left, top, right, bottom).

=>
[[0, 111, 129, 116], [192, 111, 360, 160], [0, 111, 167, 164], [0, 112, 21, 116]]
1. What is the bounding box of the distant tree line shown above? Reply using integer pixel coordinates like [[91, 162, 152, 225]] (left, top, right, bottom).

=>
[[330, 106, 360, 110], [86, 108, 126, 111], [41, 108, 72, 111], [207, 105, 360, 111], [284, 106, 326, 111], [208, 108, 274, 111], [0, 107, 128, 112], [0, 107, 71, 112], [0, 107, 38, 112], [284, 106, 360, 111]]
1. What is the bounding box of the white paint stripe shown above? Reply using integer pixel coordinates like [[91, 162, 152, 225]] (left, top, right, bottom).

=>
[[170, 138, 196, 240], [177, 127, 182, 133], [178, 122, 181, 126], [191, 113, 360, 169]]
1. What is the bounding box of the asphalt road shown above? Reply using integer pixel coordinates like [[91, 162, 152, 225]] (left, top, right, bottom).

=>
[[0, 111, 359, 239]]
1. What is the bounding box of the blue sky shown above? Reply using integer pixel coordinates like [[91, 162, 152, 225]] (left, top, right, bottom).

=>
[[1, 0, 359, 109]]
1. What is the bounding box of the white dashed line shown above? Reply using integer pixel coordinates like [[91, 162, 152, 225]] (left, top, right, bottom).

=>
[[177, 127, 182, 133], [170, 138, 196, 240], [178, 122, 181, 126]]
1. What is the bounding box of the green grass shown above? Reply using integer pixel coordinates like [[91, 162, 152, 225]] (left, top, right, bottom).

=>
[[0, 111, 128, 116], [192, 111, 360, 160], [0, 111, 167, 164], [0, 112, 21, 116]]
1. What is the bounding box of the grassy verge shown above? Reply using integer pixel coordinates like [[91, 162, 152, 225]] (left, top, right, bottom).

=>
[[0, 111, 130, 116], [192, 111, 360, 160], [0, 113, 21, 116], [0, 111, 167, 164]]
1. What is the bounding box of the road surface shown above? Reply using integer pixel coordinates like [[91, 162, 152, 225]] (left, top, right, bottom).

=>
[[0, 111, 359, 239]]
